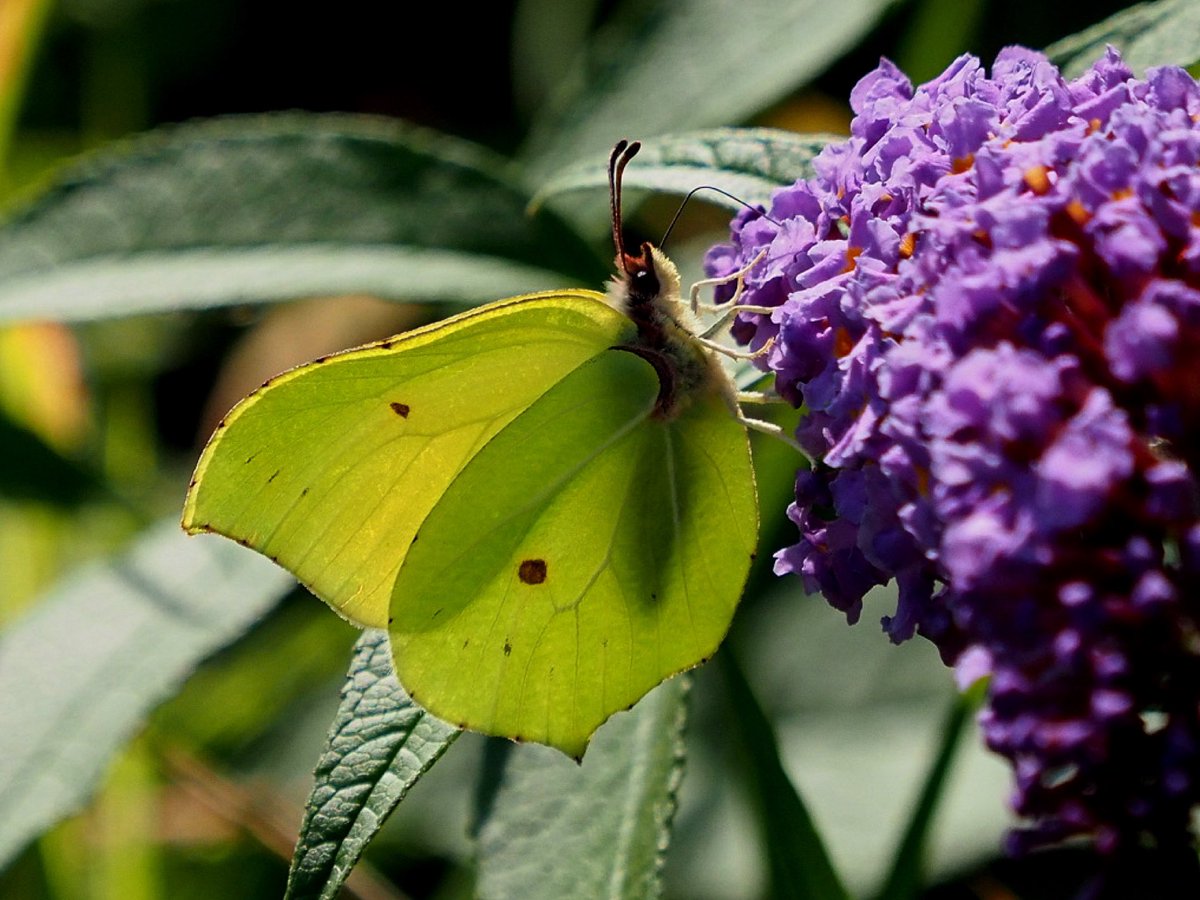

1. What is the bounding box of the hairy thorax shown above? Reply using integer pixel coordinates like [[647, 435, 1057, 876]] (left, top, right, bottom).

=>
[[605, 244, 736, 421]]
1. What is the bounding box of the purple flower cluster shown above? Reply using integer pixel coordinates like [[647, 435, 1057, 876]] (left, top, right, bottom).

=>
[[707, 47, 1200, 855]]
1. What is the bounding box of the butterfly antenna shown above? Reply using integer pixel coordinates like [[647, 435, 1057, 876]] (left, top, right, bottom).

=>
[[609, 139, 641, 273], [659, 186, 781, 250]]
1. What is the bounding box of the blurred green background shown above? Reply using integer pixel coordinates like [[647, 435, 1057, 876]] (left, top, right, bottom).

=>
[[0, 0, 1148, 898]]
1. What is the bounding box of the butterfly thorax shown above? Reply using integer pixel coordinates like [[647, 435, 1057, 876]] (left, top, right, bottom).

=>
[[605, 242, 735, 421]]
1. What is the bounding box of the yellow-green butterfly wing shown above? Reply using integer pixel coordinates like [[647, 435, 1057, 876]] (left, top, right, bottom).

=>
[[389, 348, 757, 758], [182, 291, 635, 629], [183, 140, 763, 757]]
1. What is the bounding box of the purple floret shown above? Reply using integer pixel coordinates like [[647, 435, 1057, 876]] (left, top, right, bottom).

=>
[[708, 46, 1200, 859]]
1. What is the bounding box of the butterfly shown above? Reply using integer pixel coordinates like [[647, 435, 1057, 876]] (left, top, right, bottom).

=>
[[182, 140, 777, 759]]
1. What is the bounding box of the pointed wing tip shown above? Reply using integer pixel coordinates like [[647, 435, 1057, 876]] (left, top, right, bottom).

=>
[[561, 736, 591, 764], [429, 715, 593, 762], [180, 491, 221, 537], [179, 511, 211, 535], [531, 734, 591, 763], [180, 473, 209, 532]]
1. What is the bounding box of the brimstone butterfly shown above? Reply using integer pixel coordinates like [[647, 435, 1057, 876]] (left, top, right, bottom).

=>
[[182, 141, 771, 759]]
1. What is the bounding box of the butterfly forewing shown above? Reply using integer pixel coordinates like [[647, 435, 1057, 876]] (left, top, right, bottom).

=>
[[183, 292, 634, 628]]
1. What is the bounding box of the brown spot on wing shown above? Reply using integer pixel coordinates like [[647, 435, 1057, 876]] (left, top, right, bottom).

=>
[[389, 402, 411, 418], [518, 559, 547, 584]]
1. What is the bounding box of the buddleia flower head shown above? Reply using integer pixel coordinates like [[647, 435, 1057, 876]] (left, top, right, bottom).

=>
[[708, 46, 1200, 859]]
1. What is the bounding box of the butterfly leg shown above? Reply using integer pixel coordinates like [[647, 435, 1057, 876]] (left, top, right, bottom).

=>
[[698, 302, 776, 340], [688, 248, 768, 317], [736, 414, 804, 452], [736, 390, 790, 406], [696, 334, 775, 361]]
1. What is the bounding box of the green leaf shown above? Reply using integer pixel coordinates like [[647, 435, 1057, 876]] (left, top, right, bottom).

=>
[[521, 0, 894, 176], [285, 628, 460, 900], [874, 685, 983, 900], [533, 129, 838, 212], [719, 648, 850, 900], [0, 114, 609, 323], [0, 520, 294, 869], [1046, 0, 1200, 78], [474, 676, 689, 899], [673, 576, 1012, 897]]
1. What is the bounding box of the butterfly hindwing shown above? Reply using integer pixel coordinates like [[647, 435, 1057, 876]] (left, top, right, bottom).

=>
[[182, 292, 635, 628], [389, 348, 758, 757]]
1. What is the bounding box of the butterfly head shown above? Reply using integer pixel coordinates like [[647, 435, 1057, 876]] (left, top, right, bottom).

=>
[[607, 140, 681, 312], [618, 241, 680, 309]]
